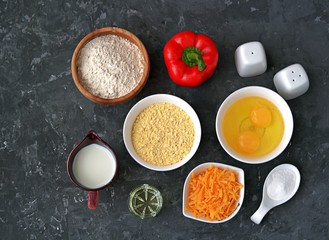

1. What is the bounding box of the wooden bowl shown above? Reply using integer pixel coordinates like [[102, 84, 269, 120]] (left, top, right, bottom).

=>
[[71, 27, 150, 105]]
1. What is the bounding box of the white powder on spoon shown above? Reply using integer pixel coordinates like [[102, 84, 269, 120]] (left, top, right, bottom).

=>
[[77, 34, 144, 99], [266, 169, 296, 201]]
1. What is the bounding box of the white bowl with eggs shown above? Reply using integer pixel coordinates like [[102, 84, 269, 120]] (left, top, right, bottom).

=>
[[123, 94, 201, 171], [215, 86, 293, 164]]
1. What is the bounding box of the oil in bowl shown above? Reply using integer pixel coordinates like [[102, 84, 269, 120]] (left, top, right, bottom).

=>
[[128, 184, 163, 219]]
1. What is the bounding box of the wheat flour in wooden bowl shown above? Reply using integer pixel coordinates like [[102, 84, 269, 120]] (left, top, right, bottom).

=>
[[76, 34, 145, 99], [71, 27, 150, 105]]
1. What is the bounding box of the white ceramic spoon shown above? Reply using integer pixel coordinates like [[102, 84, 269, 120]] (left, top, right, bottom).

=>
[[250, 164, 301, 224]]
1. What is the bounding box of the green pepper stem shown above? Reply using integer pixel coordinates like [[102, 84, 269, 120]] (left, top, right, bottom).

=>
[[182, 47, 206, 71]]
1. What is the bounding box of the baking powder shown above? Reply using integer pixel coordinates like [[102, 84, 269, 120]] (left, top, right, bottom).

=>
[[77, 34, 144, 99], [266, 169, 295, 201]]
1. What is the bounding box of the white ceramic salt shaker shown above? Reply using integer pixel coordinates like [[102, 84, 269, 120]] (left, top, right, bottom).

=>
[[235, 41, 267, 77], [273, 63, 309, 100], [250, 164, 301, 224]]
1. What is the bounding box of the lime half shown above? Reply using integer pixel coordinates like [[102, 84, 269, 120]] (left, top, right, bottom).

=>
[[128, 184, 163, 219]]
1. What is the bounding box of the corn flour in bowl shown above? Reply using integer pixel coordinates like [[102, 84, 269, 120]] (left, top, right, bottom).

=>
[[123, 94, 202, 171]]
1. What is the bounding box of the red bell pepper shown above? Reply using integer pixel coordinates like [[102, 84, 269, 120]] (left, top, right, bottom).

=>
[[163, 31, 219, 87]]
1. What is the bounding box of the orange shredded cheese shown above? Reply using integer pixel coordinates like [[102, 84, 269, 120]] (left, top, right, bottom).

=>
[[185, 165, 243, 221]]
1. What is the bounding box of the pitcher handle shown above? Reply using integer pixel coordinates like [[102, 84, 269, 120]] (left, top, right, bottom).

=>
[[88, 191, 99, 210]]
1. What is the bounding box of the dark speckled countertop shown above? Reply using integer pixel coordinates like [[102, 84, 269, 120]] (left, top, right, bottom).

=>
[[1, 0, 329, 239]]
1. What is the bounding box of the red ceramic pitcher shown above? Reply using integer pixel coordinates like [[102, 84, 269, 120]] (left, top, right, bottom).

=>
[[67, 130, 118, 210]]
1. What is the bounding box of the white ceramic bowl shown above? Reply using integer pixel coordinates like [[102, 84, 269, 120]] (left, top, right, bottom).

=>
[[123, 94, 201, 171], [215, 86, 294, 164], [182, 162, 245, 223]]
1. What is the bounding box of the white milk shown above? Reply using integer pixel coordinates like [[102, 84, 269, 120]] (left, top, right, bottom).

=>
[[72, 143, 116, 189]]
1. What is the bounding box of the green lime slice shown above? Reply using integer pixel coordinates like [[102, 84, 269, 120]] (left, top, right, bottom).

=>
[[128, 184, 163, 219]]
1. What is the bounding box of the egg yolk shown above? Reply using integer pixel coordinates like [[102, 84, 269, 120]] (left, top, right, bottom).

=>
[[250, 107, 272, 128], [237, 131, 260, 153]]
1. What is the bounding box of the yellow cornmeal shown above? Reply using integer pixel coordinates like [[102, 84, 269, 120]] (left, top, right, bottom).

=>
[[132, 103, 195, 166]]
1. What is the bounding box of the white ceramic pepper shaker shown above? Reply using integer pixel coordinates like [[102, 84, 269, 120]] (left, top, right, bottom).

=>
[[235, 41, 267, 77], [273, 63, 310, 100]]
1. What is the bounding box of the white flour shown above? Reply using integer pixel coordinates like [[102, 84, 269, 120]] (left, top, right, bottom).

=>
[[266, 169, 296, 201], [77, 34, 144, 99]]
